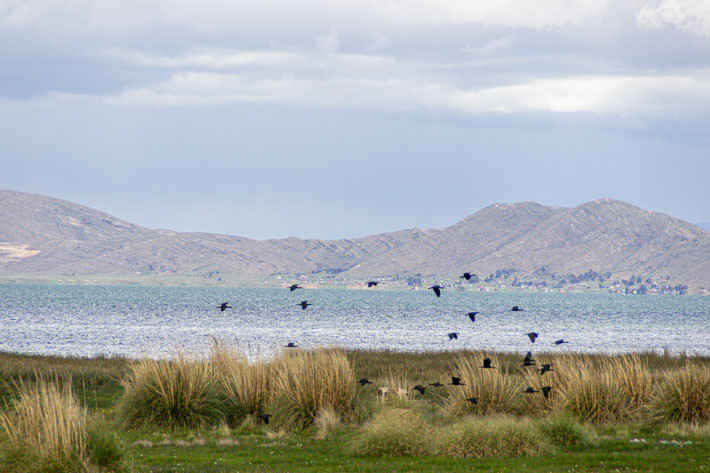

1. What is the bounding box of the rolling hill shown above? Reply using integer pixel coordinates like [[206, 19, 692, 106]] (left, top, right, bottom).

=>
[[1, 189, 708, 291]]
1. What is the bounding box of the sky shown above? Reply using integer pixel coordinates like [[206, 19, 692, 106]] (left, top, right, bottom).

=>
[[1, 0, 709, 239]]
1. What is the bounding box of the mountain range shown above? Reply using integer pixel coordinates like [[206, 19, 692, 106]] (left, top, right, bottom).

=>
[[1, 189, 708, 292]]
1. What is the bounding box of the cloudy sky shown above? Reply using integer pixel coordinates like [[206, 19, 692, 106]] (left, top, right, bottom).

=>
[[1, 0, 709, 239]]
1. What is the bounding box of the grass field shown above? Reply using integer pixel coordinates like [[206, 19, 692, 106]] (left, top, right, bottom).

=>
[[0, 348, 708, 472]]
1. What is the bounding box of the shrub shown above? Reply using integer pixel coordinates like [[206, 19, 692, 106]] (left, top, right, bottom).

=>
[[271, 349, 359, 428], [0, 377, 89, 473], [652, 363, 710, 423], [210, 344, 271, 425], [352, 408, 430, 456], [117, 353, 222, 429], [435, 416, 548, 458], [86, 420, 126, 471], [537, 416, 592, 447], [445, 354, 519, 416]]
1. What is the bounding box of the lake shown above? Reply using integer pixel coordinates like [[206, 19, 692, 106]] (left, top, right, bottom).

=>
[[0, 284, 708, 358]]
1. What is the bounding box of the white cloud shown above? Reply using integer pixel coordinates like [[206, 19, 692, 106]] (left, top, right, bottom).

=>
[[637, 0, 710, 36]]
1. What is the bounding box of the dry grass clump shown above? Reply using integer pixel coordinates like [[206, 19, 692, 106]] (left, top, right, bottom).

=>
[[314, 407, 342, 439], [210, 343, 271, 425], [652, 363, 710, 423], [555, 354, 651, 423], [271, 348, 358, 428], [352, 408, 430, 456], [117, 353, 222, 429], [445, 354, 519, 416], [435, 415, 548, 458], [0, 377, 89, 472]]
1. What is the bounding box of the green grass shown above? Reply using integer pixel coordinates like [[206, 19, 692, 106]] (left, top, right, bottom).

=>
[[1, 350, 709, 472]]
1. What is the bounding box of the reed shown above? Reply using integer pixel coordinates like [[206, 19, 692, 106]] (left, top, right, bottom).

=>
[[117, 353, 222, 429], [209, 343, 271, 425], [445, 354, 519, 416], [271, 348, 358, 428], [652, 363, 710, 423], [0, 376, 89, 472]]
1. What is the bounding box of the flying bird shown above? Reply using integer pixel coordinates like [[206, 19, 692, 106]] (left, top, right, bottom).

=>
[[218, 302, 231, 312], [527, 332, 539, 343], [554, 339, 569, 345], [523, 351, 536, 364], [466, 397, 478, 405], [429, 382, 444, 388], [467, 312, 478, 322], [366, 281, 378, 287], [481, 357, 495, 369], [460, 272, 477, 280], [511, 306, 523, 311], [259, 414, 272, 424], [450, 376, 465, 386], [285, 342, 298, 348], [357, 378, 372, 386], [299, 301, 310, 310], [289, 284, 302, 291], [429, 285, 443, 297], [411, 385, 426, 395], [522, 387, 539, 394], [541, 386, 553, 399], [448, 332, 458, 340], [540, 364, 553, 375]]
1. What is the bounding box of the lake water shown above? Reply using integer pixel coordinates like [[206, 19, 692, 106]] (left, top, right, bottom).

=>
[[0, 284, 708, 358]]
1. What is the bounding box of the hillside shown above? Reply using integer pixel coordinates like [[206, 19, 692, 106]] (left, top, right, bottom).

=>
[[1, 189, 709, 291]]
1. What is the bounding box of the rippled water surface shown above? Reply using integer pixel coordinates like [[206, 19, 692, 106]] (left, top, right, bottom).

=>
[[0, 284, 708, 358]]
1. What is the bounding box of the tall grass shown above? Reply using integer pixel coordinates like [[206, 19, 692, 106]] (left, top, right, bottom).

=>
[[271, 349, 359, 428], [555, 354, 652, 423], [445, 354, 519, 416], [210, 344, 271, 425], [0, 377, 89, 472], [652, 363, 710, 423], [117, 353, 222, 429]]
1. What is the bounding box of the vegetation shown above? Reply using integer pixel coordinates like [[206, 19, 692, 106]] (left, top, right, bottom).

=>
[[0, 348, 709, 472]]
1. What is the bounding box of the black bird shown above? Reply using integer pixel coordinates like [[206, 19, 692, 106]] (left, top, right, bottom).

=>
[[219, 302, 231, 312], [527, 332, 539, 343], [357, 378, 372, 386], [466, 397, 478, 405], [522, 387, 539, 394], [554, 339, 569, 345], [541, 386, 553, 399], [289, 284, 302, 291], [521, 360, 536, 367], [540, 364, 553, 375], [450, 376, 465, 386], [411, 385, 426, 395], [285, 342, 298, 348], [467, 312, 478, 322], [448, 332, 458, 340], [429, 382, 444, 388], [460, 272, 477, 280], [481, 357, 495, 369], [366, 281, 378, 287], [299, 300, 310, 310], [511, 306, 523, 311], [259, 414, 272, 424], [523, 351, 536, 364], [429, 285, 443, 297]]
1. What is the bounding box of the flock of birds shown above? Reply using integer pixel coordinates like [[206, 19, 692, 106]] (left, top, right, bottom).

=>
[[217, 272, 571, 419]]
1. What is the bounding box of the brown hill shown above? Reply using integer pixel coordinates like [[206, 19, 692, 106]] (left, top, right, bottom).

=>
[[1, 189, 708, 291]]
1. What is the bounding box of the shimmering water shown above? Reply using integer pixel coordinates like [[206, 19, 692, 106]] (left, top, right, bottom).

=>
[[0, 284, 708, 358]]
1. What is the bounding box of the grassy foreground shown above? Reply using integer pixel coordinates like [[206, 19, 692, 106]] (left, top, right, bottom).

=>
[[0, 347, 708, 472]]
